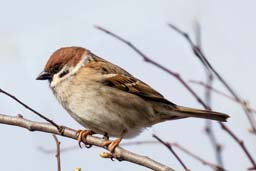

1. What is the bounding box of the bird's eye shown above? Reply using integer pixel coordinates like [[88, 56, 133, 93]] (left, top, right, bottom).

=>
[[52, 64, 61, 73]]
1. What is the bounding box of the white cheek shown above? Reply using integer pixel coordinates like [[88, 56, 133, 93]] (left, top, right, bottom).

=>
[[50, 53, 89, 88], [50, 74, 61, 88]]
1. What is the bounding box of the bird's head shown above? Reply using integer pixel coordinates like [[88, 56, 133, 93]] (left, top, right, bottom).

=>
[[36, 47, 89, 87]]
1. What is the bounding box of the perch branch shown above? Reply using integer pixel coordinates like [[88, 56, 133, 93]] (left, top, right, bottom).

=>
[[39, 140, 225, 171], [0, 113, 174, 171]]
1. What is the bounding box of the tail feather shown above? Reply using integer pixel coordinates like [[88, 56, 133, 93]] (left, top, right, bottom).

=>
[[173, 105, 229, 122]]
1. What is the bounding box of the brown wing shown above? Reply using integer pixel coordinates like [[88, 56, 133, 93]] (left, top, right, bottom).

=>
[[103, 74, 174, 105], [86, 53, 174, 105], [85, 53, 133, 76]]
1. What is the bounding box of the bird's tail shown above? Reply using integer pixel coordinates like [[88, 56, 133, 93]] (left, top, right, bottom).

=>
[[172, 105, 229, 122]]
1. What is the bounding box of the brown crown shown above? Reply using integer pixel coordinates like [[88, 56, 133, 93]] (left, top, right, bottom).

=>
[[44, 47, 87, 72]]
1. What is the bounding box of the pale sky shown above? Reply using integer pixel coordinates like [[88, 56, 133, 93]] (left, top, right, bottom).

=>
[[0, 0, 256, 171]]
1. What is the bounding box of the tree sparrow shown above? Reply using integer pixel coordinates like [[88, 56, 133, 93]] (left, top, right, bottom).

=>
[[36, 47, 229, 152]]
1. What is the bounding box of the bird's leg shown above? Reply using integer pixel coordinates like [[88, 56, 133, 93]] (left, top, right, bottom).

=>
[[103, 137, 123, 153], [102, 130, 127, 154], [102, 130, 126, 153], [76, 130, 95, 148]]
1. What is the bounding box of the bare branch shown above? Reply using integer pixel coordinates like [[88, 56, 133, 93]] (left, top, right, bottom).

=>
[[220, 123, 256, 167], [153, 134, 190, 171], [190, 80, 256, 115], [95, 25, 256, 169], [177, 18, 256, 148], [205, 121, 224, 169], [193, 19, 202, 49], [248, 166, 256, 170], [0, 113, 174, 171], [52, 135, 61, 171], [249, 129, 256, 135], [168, 23, 256, 134], [126, 140, 226, 171], [172, 143, 225, 171], [39, 140, 225, 171], [193, 20, 224, 169], [168, 23, 210, 72]]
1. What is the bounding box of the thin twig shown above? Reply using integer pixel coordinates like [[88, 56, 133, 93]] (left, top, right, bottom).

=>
[[0, 113, 175, 171], [169, 25, 256, 168], [95, 25, 256, 169], [249, 129, 256, 135], [220, 123, 256, 167], [193, 20, 202, 49], [205, 120, 224, 168], [193, 21, 224, 169], [204, 80, 224, 169], [52, 135, 61, 171], [168, 23, 256, 134], [190, 80, 256, 115], [38, 145, 77, 154], [204, 77, 224, 168], [0, 88, 61, 131], [172, 143, 226, 171], [248, 166, 256, 170], [153, 134, 190, 171], [39, 140, 225, 171], [127, 140, 225, 171]]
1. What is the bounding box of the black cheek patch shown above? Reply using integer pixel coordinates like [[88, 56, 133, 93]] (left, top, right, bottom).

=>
[[59, 70, 69, 78], [102, 79, 115, 87]]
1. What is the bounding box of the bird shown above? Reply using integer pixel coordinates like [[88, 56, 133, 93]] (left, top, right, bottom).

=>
[[36, 46, 229, 152]]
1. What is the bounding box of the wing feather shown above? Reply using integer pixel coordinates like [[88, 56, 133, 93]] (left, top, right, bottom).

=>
[[103, 74, 174, 104], [86, 53, 174, 105]]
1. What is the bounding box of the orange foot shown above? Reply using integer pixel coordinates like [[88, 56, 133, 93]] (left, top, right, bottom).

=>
[[103, 137, 122, 153], [76, 130, 95, 148]]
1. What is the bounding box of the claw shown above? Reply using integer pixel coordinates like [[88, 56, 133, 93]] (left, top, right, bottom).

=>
[[102, 137, 122, 153], [76, 130, 94, 148]]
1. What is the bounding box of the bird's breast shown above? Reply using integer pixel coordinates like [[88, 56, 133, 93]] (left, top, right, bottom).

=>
[[52, 78, 155, 137]]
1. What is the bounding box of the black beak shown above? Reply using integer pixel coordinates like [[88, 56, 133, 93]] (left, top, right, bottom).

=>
[[36, 71, 52, 80]]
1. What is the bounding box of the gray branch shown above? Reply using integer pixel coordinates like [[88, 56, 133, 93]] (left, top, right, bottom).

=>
[[0, 113, 175, 171]]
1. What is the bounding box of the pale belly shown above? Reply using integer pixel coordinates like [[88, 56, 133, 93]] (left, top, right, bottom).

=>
[[53, 80, 156, 138]]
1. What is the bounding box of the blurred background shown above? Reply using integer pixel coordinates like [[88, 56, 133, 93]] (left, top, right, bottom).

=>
[[0, 0, 256, 170]]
